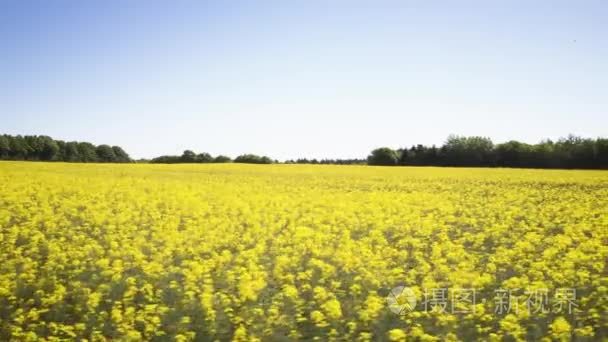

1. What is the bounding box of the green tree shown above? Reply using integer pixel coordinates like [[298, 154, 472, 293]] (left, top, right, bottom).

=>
[[9, 136, 28, 160], [23, 135, 40, 160], [595, 138, 608, 168], [39, 136, 60, 160], [0, 135, 9, 159], [495, 141, 532, 167], [213, 155, 232, 163], [78, 142, 98, 162], [96, 144, 117, 162], [443, 135, 494, 166], [234, 154, 273, 164], [112, 146, 131, 162], [180, 150, 197, 163], [63, 142, 81, 162], [367, 147, 398, 166], [197, 152, 213, 163]]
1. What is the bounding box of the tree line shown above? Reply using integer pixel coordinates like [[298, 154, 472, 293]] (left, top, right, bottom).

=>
[[149, 150, 368, 165], [148, 135, 607, 169], [150, 151, 367, 165], [367, 135, 608, 169], [0, 134, 131, 162], [149, 150, 275, 164], [284, 158, 366, 165], [3, 133, 607, 169]]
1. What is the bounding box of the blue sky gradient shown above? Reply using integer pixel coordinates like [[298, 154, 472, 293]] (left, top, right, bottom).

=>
[[1, 0, 606, 159]]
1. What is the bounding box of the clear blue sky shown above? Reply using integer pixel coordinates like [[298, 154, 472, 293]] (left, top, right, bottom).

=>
[[1, 1, 606, 160]]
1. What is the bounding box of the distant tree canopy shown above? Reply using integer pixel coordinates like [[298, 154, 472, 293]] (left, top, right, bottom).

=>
[[9, 132, 599, 169], [367, 147, 400, 166], [233, 154, 274, 164], [0, 134, 131, 163], [370, 135, 607, 169], [150, 151, 276, 164], [148, 134, 607, 169], [150, 150, 234, 164], [213, 155, 232, 163], [284, 158, 366, 165]]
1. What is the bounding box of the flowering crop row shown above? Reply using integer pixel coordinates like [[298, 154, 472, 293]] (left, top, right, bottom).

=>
[[0, 162, 606, 341]]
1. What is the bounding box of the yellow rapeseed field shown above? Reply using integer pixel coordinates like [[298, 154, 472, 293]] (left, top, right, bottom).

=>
[[0, 162, 606, 341]]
